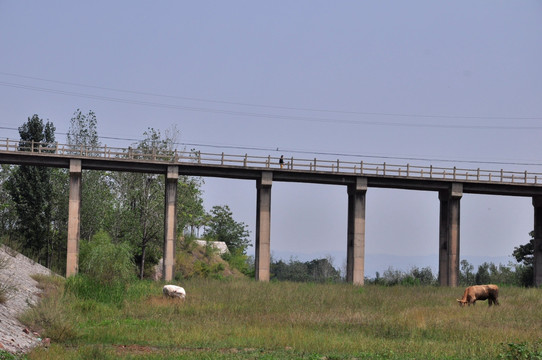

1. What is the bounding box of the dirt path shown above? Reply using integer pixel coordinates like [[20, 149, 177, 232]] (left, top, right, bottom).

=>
[[0, 245, 55, 354]]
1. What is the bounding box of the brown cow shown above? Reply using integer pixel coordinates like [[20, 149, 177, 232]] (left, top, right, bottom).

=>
[[457, 284, 499, 307]]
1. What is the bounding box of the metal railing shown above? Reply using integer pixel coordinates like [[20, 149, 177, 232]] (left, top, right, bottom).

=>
[[1, 137, 541, 185]]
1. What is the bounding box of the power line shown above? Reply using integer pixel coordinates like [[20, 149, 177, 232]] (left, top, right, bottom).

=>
[[0, 126, 141, 143], [2, 81, 542, 130], [1, 72, 542, 124]]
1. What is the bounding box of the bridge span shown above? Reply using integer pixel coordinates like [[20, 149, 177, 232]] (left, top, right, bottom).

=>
[[2, 138, 542, 286]]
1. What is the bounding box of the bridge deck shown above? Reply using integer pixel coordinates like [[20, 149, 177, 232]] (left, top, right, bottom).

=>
[[1, 138, 542, 196]]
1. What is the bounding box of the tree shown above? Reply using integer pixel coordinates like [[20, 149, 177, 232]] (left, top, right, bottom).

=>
[[107, 127, 206, 279], [410, 266, 436, 286], [270, 258, 309, 282], [177, 176, 206, 237], [381, 267, 404, 286], [307, 257, 341, 282], [512, 231, 535, 287], [6, 115, 56, 265], [270, 257, 342, 283], [66, 110, 115, 241], [48, 167, 69, 273], [513, 231, 534, 267], [459, 259, 475, 286], [66, 109, 99, 154], [16, 114, 55, 152], [204, 205, 251, 254], [112, 128, 175, 279], [475, 262, 491, 285], [0, 165, 17, 242]]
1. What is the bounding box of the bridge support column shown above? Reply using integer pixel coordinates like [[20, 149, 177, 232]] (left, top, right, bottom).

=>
[[163, 166, 178, 282], [438, 183, 462, 287], [347, 177, 367, 285], [533, 196, 542, 286], [255, 172, 272, 282], [66, 160, 82, 277]]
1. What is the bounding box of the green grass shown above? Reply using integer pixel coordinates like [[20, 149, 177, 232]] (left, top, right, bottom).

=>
[[22, 278, 542, 359]]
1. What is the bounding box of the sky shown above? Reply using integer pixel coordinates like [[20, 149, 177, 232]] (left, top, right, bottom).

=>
[[1, 1, 541, 276]]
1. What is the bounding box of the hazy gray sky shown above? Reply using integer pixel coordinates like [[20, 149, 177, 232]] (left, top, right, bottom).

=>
[[1, 1, 541, 275]]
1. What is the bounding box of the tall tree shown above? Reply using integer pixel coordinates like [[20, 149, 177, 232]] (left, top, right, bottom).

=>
[[513, 231, 535, 287], [475, 262, 491, 285], [6, 115, 56, 265], [513, 231, 535, 267], [112, 128, 174, 279], [177, 176, 206, 237], [48, 167, 69, 273], [66, 109, 114, 240], [67, 109, 99, 154], [204, 205, 251, 254], [459, 259, 475, 286], [0, 165, 17, 242]]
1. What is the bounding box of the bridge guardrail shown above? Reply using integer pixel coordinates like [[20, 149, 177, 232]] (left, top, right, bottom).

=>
[[1, 137, 541, 185]]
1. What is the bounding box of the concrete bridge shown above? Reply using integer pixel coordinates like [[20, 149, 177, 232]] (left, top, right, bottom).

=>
[[2, 138, 542, 286]]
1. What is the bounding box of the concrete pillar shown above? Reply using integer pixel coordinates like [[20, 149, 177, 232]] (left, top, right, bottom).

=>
[[532, 196, 542, 286], [347, 177, 367, 285], [66, 159, 82, 277], [255, 171, 272, 282], [163, 166, 178, 282], [438, 183, 462, 286]]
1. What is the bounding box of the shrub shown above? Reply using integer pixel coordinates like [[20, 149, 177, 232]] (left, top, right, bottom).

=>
[[222, 249, 254, 277], [400, 276, 421, 286], [194, 260, 211, 278], [499, 342, 542, 359], [79, 231, 135, 285]]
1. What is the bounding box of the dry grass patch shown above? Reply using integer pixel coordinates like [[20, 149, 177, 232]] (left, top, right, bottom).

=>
[[19, 275, 78, 342], [0, 251, 14, 304]]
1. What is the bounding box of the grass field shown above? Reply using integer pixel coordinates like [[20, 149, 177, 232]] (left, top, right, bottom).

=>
[[17, 277, 542, 359]]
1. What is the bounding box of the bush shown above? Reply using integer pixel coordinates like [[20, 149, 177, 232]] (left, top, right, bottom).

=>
[[499, 342, 542, 359], [79, 231, 135, 285], [222, 249, 254, 277], [400, 276, 421, 286]]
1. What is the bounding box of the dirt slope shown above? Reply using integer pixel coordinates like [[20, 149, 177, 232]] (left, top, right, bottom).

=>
[[0, 245, 55, 354]]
